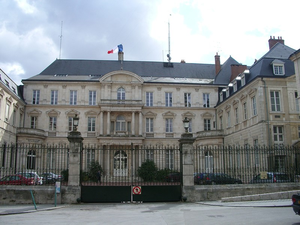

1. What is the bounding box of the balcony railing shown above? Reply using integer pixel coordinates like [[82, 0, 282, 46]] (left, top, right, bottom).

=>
[[99, 99, 143, 106], [17, 127, 46, 137], [196, 129, 224, 138]]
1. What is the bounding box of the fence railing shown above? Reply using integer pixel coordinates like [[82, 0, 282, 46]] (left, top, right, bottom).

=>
[[194, 145, 300, 184], [80, 145, 181, 186], [0, 143, 69, 185]]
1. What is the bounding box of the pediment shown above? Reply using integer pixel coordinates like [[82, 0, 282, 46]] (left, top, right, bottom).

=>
[[65, 109, 80, 117], [201, 112, 214, 119], [46, 109, 61, 116], [28, 109, 42, 116], [162, 111, 176, 118], [85, 110, 99, 116], [182, 111, 195, 118], [144, 111, 157, 118], [100, 70, 144, 83]]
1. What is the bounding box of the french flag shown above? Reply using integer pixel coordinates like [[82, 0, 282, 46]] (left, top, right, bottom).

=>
[[107, 44, 123, 54]]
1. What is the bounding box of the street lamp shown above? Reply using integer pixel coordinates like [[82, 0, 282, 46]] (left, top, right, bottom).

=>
[[183, 117, 190, 133], [73, 114, 79, 131]]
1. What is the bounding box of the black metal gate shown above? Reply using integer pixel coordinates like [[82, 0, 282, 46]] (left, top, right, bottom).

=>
[[80, 144, 182, 202]]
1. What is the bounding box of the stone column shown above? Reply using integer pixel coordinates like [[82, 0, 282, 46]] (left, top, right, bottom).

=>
[[107, 111, 110, 135], [67, 130, 83, 203], [178, 132, 195, 202], [131, 112, 135, 135], [100, 111, 103, 135], [139, 112, 142, 136]]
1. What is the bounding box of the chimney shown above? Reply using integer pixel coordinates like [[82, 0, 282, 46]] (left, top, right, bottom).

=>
[[215, 53, 221, 75], [230, 64, 247, 82], [118, 52, 124, 61], [268, 36, 284, 50]]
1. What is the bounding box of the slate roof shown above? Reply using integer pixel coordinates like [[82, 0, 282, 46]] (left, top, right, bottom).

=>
[[23, 59, 217, 84], [213, 56, 241, 85]]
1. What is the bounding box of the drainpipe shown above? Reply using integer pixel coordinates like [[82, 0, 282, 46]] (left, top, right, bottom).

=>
[[261, 78, 271, 146]]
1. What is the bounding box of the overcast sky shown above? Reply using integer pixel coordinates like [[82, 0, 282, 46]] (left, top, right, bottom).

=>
[[1, 0, 299, 85]]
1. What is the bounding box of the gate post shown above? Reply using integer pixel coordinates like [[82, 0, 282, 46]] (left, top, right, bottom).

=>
[[179, 118, 195, 202], [67, 115, 83, 203]]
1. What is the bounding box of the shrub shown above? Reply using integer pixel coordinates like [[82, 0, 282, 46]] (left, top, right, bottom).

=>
[[137, 160, 157, 182], [61, 169, 68, 181], [88, 161, 103, 182], [156, 168, 172, 181]]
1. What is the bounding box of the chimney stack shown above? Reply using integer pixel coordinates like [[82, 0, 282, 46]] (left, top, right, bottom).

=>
[[230, 64, 247, 82], [215, 53, 221, 75], [268, 36, 284, 50]]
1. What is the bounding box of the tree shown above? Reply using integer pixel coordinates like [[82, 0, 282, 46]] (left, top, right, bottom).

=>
[[88, 161, 103, 182], [137, 160, 157, 182]]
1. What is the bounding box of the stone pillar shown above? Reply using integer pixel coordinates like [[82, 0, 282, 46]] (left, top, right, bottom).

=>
[[178, 132, 195, 202], [139, 112, 142, 136], [100, 111, 103, 135], [131, 112, 135, 135], [67, 130, 83, 203], [107, 111, 110, 135]]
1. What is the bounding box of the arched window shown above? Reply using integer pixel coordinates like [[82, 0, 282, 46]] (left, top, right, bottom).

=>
[[117, 87, 125, 100], [114, 151, 127, 176], [27, 150, 36, 169]]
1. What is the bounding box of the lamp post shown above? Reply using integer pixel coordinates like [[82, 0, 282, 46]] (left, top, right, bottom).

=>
[[183, 117, 190, 133], [73, 114, 79, 132]]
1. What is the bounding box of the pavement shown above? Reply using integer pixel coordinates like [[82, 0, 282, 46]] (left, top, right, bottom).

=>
[[0, 199, 293, 216]]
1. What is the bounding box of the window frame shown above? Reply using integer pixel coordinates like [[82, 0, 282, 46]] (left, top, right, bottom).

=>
[[89, 90, 96, 106], [51, 90, 58, 105], [146, 92, 153, 106], [203, 93, 210, 107], [70, 90, 77, 105], [33, 90, 40, 104], [165, 92, 172, 107], [270, 91, 281, 112], [184, 93, 191, 107]]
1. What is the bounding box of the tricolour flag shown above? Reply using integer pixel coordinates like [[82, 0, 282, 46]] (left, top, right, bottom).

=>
[[107, 44, 123, 54]]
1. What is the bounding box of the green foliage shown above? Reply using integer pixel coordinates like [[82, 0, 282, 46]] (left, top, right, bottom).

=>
[[137, 160, 157, 182], [156, 168, 173, 181], [81, 171, 89, 182], [88, 161, 103, 182]]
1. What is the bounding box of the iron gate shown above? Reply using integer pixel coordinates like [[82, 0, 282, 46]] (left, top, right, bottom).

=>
[[80, 144, 182, 202]]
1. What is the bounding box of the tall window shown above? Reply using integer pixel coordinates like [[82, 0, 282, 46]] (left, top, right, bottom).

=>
[[68, 117, 75, 131], [270, 91, 281, 112], [273, 65, 284, 75], [88, 117, 96, 132], [252, 96, 257, 116], [51, 90, 58, 105], [165, 149, 174, 170], [227, 111, 231, 128], [243, 102, 247, 120], [188, 120, 192, 133], [146, 92, 153, 106], [165, 118, 173, 132], [273, 126, 284, 145], [31, 116, 37, 129], [116, 115, 126, 131], [165, 92, 172, 107], [27, 150, 36, 169], [70, 90, 77, 105], [47, 148, 56, 169], [295, 92, 299, 112], [146, 118, 153, 133], [89, 91, 96, 105], [145, 149, 154, 161], [117, 87, 125, 100], [204, 119, 211, 131], [205, 151, 213, 173], [5, 102, 10, 122], [33, 90, 40, 104], [49, 117, 57, 131], [184, 93, 191, 107], [203, 93, 210, 107], [219, 116, 223, 130], [235, 108, 239, 124], [86, 149, 95, 167]]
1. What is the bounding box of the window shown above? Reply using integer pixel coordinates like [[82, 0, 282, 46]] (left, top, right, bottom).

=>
[[27, 150, 36, 169], [51, 90, 58, 105], [184, 93, 191, 107], [146, 118, 153, 133], [88, 117, 96, 132], [165, 92, 172, 107], [270, 91, 281, 112], [89, 91, 96, 105], [298, 126, 300, 138], [146, 92, 153, 106], [31, 116, 37, 129], [47, 148, 56, 169], [165, 149, 174, 170], [219, 116, 223, 130], [227, 111, 231, 128], [86, 149, 95, 167], [188, 120, 192, 133], [241, 75, 245, 86], [165, 118, 173, 132], [205, 151, 213, 173], [49, 117, 57, 131], [233, 82, 237, 92], [295, 92, 299, 112], [33, 90, 40, 104], [220, 93, 223, 102], [5, 102, 10, 122], [68, 117, 75, 131], [13, 110, 16, 126], [235, 108, 238, 124], [117, 87, 125, 100], [273, 65, 285, 75], [70, 90, 77, 105], [203, 93, 210, 107], [116, 115, 126, 131], [145, 149, 154, 161], [243, 102, 247, 120], [273, 126, 284, 144], [204, 119, 211, 131], [252, 96, 257, 116]]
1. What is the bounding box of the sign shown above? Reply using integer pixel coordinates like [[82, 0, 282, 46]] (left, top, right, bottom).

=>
[[260, 171, 268, 179], [55, 181, 61, 194], [132, 186, 141, 195]]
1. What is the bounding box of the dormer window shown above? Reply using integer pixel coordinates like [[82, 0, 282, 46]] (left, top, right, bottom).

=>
[[220, 92, 223, 102], [233, 81, 237, 92], [241, 75, 245, 86], [226, 88, 229, 97], [271, 59, 285, 75]]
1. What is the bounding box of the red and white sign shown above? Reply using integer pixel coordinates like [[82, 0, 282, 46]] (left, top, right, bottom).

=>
[[132, 186, 141, 195]]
